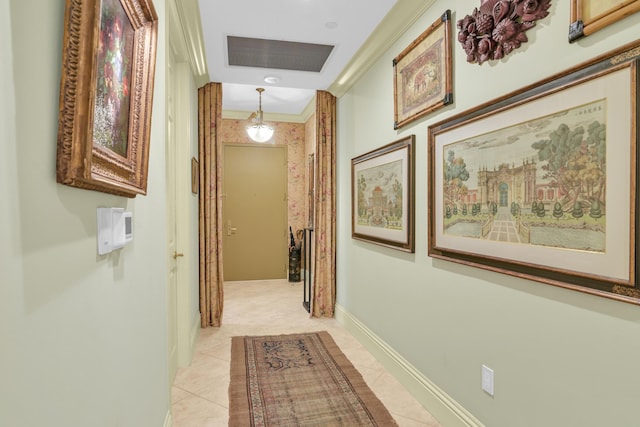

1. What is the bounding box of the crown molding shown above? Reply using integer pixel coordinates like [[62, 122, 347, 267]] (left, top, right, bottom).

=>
[[328, 0, 435, 97], [222, 110, 310, 124], [299, 95, 316, 123], [169, 0, 434, 115], [169, 0, 209, 87]]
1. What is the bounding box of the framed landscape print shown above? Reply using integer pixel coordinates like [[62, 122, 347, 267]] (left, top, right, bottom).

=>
[[352, 136, 415, 252], [569, 0, 640, 42], [57, 0, 158, 197], [393, 10, 452, 130], [428, 43, 640, 304]]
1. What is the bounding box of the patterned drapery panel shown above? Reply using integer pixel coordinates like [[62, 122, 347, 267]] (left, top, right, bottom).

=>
[[312, 91, 336, 317], [198, 82, 224, 327]]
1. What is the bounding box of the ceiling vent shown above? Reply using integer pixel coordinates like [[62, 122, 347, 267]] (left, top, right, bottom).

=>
[[227, 36, 334, 73]]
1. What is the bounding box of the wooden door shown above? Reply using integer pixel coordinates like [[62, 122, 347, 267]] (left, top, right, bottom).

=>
[[222, 144, 288, 281]]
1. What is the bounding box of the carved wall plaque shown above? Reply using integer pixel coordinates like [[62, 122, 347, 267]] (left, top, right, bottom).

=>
[[457, 0, 551, 65]]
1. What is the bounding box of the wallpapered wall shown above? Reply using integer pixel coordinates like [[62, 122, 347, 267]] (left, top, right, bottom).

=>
[[220, 119, 309, 236], [304, 113, 316, 229]]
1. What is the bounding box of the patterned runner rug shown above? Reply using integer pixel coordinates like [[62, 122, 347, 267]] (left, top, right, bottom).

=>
[[229, 331, 398, 426]]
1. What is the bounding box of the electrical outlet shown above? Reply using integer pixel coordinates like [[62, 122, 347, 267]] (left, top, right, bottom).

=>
[[482, 365, 494, 396]]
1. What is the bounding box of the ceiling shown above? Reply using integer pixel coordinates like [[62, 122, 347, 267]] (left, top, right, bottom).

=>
[[192, 0, 424, 117]]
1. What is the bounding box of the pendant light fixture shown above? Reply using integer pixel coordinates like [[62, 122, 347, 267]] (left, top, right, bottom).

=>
[[246, 88, 274, 143]]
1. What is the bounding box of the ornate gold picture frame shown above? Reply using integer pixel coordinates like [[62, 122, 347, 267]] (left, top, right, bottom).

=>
[[57, 0, 158, 197], [191, 157, 199, 194]]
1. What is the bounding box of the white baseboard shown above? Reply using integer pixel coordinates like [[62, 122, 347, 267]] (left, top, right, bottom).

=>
[[189, 312, 200, 358], [334, 304, 484, 427], [163, 409, 172, 427]]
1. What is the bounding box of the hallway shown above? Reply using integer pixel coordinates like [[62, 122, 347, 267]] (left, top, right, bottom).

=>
[[170, 279, 441, 426]]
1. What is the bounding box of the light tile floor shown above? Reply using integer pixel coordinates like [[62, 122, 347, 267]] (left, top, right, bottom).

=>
[[171, 279, 441, 427]]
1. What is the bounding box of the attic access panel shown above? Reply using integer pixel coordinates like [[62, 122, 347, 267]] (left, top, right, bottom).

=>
[[227, 36, 334, 72]]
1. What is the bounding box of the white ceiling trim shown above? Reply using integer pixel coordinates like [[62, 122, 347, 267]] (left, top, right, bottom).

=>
[[171, 0, 209, 87], [329, 0, 436, 97], [169, 0, 435, 120]]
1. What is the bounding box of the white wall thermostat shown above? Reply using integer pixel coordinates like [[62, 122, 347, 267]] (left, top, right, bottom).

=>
[[97, 207, 133, 255]]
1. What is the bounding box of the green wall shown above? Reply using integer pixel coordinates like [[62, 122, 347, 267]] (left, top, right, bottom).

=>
[[337, 2, 640, 426], [1, 0, 170, 425]]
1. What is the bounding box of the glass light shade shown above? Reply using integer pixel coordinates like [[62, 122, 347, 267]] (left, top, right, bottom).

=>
[[246, 123, 274, 142]]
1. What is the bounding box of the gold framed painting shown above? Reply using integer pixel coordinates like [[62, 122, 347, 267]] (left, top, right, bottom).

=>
[[569, 0, 640, 42], [56, 0, 159, 197], [191, 157, 199, 194], [393, 10, 452, 130], [352, 135, 415, 252], [428, 41, 640, 305]]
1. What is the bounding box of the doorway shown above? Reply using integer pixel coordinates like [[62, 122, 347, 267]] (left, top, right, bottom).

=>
[[222, 143, 288, 281], [500, 182, 508, 206]]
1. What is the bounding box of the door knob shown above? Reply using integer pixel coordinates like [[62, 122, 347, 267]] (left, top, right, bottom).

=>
[[173, 251, 184, 259], [226, 220, 237, 236]]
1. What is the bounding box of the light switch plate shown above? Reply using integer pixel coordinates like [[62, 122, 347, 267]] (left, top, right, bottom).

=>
[[482, 364, 494, 396]]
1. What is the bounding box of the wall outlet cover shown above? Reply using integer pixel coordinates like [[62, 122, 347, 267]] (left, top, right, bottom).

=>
[[482, 364, 495, 396]]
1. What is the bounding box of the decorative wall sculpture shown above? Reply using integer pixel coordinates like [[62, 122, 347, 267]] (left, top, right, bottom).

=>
[[457, 0, 551, 65]]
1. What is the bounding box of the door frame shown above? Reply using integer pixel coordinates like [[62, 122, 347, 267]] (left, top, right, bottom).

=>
[[166, 45, 179, 384], [167, 1, 200, 376], [173, 60, 200, 367]]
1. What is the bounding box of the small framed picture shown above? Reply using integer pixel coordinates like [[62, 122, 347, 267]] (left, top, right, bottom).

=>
[[191, 157, 199, 194], [352, 136, 415, 252], [393, 10, 452, 129]]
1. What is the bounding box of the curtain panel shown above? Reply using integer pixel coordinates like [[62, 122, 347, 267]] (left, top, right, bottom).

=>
[[312, 91, 337, 317], [198, 82, 224, 327]]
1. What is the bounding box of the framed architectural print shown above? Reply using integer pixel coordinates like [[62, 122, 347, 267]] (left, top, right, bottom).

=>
[[352, 136, 415, 252], [428, 42, 640, 304], [393, 10, 452, 130], [57, 0, 158, 197], [569, 0, 640, 42]]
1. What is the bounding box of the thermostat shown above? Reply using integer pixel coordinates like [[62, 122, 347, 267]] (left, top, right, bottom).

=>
[[97, 208, 133, 255]]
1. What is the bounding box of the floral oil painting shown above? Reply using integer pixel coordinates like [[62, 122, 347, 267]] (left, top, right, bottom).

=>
[[56, 0, 158, 197], [442, 99, 607, 253], [93, 0, 135, 157]]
